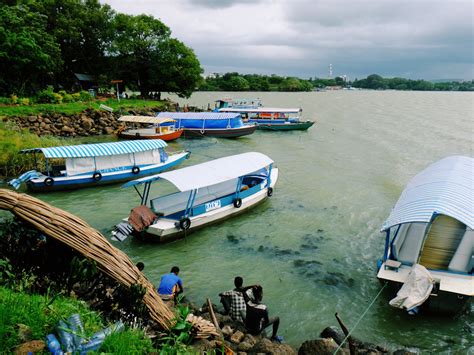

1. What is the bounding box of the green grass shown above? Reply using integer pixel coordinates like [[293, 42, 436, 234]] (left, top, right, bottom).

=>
[[0, 98, 167, 117], [0, 286, 157, 354]]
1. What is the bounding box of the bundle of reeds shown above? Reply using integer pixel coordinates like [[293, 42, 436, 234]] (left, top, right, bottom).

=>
[[0, 188, 174, 330]]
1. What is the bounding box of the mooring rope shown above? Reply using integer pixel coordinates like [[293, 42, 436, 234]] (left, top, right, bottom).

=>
[[333, 282, 388, 354]]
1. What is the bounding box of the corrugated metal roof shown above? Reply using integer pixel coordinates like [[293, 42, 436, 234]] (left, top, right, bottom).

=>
[[74, 73, 95, 81], [123, 152, 273, 191], [118, 116, 175, 124], [219, 107, 301, 113], [382, 156, 474, 230], [20, 140, 167, 158], [156, 112, 240, 120]]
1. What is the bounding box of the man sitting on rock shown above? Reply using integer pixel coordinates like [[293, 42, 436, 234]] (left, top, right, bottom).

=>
[[219, 276, 254, 322], [244, 285, 281, 342]]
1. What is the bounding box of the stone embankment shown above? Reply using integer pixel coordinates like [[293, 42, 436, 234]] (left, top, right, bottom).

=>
[[3, 107, 163, 137]]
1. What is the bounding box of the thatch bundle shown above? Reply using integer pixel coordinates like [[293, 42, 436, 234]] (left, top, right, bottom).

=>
[[0, 189, 174, 330]]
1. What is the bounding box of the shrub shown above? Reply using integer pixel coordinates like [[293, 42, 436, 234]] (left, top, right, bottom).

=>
[[71, 93, 81, 102], [52, 92, 63, 104], [36, 87, 57, 104], [10, 95, 18, 104], [18, 98, 30, 106], [0, 97, 11, 105], [79, 90, 92, 102], [62, 93, 74, 103]]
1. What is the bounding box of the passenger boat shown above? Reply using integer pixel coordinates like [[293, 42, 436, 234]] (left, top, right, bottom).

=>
[[117, 152, 278, 242], [376, 156, 473, 314], [8, 140, 190, 192], [215, 98, 262, 109], [218, 107, 314, 131], [155, 112, 257, 138], [117, 115, 183, 141]]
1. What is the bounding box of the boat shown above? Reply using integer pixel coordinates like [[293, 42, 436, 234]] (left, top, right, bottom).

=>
[[218, 107, 314, 131], [8, 140, 190, 192], [155, 112, 257, 138], [215, 98, 262, 109], [376, 156, 473, 314], [117, 115, 183, 141], [116, 152, 278, 242]]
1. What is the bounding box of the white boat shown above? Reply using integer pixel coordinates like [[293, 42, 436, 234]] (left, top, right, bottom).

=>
[[377, 156, 473, 314], [8, 140, 190, 192], [117, 115, 183, 141], [118, 152, 278, 242]]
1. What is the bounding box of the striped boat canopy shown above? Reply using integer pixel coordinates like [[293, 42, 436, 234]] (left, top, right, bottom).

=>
[[123, 152, 273, 191], [118, 116, 175, 124], [156, 112, 240, 120], [382, 156, 474, 231], [20, 140, 168, 159]]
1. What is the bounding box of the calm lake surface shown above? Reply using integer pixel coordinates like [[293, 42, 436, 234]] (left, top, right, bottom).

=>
[[15, 91, 474, 351]]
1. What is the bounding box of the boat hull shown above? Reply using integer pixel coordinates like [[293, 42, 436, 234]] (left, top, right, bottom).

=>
[[182, 124, 257, 138], [136, 168, 278, 242], [377, 262, 472, 315], [118, 129, 183, 142], [256, 121, 315, 131], [26, 152, 190, 192]]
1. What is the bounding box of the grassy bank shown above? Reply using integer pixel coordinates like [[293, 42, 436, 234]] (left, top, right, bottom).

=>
[[0, 287, 155, 353], [0, 98, 167, 117]]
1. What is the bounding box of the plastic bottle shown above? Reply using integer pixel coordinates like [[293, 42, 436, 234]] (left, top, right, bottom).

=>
[[46, 334, 64, 355], [91, 321, 125, 341], [56, 320, 75, 352], [68, 313, 85, 349], [79, 338, 104, 354]]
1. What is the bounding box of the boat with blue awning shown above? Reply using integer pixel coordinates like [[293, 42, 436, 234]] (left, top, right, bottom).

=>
[[8, 140, 190, 192], [155, 112, 257, 138], [116, 152, 278, 242], [377, 156, 473, 314]]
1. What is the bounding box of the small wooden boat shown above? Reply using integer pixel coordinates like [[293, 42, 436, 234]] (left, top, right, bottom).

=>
[[377, 156, 473, 314], [8, 140, 190, 192], [218, 107, 315, 131], [156, 112, 257, 138], [118, 152, 278, 242], [117, 116, 183, 141]]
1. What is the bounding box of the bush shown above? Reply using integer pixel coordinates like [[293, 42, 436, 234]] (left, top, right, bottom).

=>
[[71, 93, 81, 102], [36, 87, 58, 104], [0, 97, 11, 105], [10, 95, 18, 104], [62, 93, 74, 103], [79, 90, 92, 102], [18, 98, 30, 106]]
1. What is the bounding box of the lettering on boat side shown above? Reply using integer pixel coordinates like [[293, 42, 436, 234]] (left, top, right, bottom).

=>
[[205, 200, 221, 212]]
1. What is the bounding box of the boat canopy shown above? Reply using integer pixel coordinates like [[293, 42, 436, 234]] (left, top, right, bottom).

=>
[[118, 116, 176, 124], [20, 140, 168, 159], [156, 112, 240, 120], [382, 156, 474, 231], [219, 107, 301, 113], [123, 152, 273, 191]]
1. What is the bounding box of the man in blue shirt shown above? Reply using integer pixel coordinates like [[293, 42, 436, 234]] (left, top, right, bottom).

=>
[[158, 266, 183, 302]]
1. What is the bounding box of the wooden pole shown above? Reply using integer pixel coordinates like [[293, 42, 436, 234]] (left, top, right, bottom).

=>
[[207, 298, 220, 331], [335, 312, 356, 355]]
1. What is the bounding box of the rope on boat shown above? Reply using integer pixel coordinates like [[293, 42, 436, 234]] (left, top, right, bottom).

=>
[[333, 282, 388, 354], [0, 188, 175, 330]]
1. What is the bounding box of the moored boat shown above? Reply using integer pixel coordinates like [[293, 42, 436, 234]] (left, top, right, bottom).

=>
[[218, 107, 315, 131], [116, 152, 278, 242], [117, 115, 183, 141], [8, 140, 190, 192], [376, 156, 473, 314], [156, 112, 256, 138], [215, 98, 262, 109]]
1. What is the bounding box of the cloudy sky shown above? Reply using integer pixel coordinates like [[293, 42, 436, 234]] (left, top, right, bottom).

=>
[[102, 0, 473, 80]]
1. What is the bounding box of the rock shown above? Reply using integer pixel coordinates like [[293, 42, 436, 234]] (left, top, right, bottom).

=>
[[81, 117, 93, 130], [192, 339, 214, 353], [254, 338, 296, 354], [320, 326, 345, 345], [102, 126, 114, 135], [14, 340, 45, 354], [28, 116, 37, 123], [298, 338, 342, 355], [221, 325, 233, 337], [61, 126, 75, 133], [230, 330, 245, 344], [393, 349, 420, 355], [43, 118, 51, 124], [39, 122, 46, 129]]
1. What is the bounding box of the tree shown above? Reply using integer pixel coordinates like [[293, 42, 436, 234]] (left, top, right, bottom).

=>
[[0, 4, 62, 95]]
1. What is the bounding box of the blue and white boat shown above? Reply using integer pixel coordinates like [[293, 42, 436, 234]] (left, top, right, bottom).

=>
[[8, 140, 190, 192], [215, 98, 262, 109], [119, 152, 278, 242], [377, 156, 473, 314], [156, 112, 257, 138]]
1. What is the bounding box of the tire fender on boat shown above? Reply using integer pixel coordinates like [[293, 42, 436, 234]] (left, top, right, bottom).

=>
[[179, 217, 191, 230], [233, 198, 242, 208], [44, 177, 54, 186], [132, 166, 140, 174], [135, 132, 140, 137], [267, 187, 273, 197], [93, 172, 102, 181]]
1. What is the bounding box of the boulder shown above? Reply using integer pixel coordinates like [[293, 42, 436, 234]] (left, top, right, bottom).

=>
[[230, 330, 245, 344], [221, 325, 233, 337], [254, 338, 296, 354], [320, 326, 345, 345], [298, 338, 341, 355], [102, 126, 114, 135], [61, 126, 75, 133], [28, 116, 37, 123]]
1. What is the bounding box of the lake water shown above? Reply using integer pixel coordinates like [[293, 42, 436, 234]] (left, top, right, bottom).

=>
[[10, 91, 474, 352]]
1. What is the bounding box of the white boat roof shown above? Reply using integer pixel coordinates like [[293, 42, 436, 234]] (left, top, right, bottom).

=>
[[156, 112, 240, 120], [382, 156, 474, 230], [219, 107, 301, 113], [123, 152, 273, 191], [118, 116, 175, 124]]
